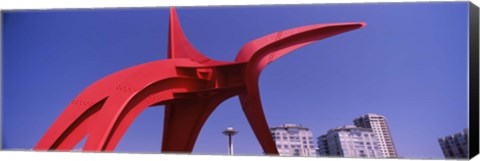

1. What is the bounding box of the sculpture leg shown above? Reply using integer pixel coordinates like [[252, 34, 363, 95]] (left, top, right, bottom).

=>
[[53, 100, 104, 150], [82, 88, 158, 151], [162, 102, 208, 152], [101, 98, 152, 151], [161, 92, 235, 152], [239, 86, 279, 155], [82, 70, 208, 151], [34, 98, 106, 151], [35, 64, 142, 151], [102, 79, 210, 151]]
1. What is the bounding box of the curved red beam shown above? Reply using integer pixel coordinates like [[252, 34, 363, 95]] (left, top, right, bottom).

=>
[[34, 7, 366, 155]]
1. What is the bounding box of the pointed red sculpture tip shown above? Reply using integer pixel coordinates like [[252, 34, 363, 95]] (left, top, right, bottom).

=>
[[358, 22, 367, 28], [167, 6, 212, 62], [170, 7, 176, 15]]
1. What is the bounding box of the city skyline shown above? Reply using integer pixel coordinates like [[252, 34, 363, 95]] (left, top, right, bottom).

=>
[[2, 2, 469, 159]]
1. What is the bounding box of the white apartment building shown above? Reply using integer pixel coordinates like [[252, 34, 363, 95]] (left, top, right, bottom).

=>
[[270, 124, 317, 156], [353, 113, 398, 158], [317, 125, 383, 158]]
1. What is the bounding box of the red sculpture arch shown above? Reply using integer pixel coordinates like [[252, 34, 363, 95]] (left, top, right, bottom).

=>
[[34, 7, 366, 155]]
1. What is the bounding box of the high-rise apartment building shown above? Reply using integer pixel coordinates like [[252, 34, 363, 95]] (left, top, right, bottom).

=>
[[438, 128, 468, 159], [317, 125, 383, 158], [270, 124, 317, 156], [354, 113, 398, 158]]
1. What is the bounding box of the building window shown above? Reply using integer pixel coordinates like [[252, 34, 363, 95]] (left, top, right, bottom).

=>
[[293, 149, 300, 156]]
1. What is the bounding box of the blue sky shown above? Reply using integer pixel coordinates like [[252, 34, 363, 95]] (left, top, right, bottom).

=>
[[2, 2, 470, 159]]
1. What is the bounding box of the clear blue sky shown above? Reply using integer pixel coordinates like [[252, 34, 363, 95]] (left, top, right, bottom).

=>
[[2, 2, 469, 159]]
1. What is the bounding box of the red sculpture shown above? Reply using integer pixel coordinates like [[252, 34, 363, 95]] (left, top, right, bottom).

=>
[[34, 7, 366, 155]]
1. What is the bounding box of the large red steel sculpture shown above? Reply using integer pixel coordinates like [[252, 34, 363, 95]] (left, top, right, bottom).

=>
[[34, 7, 366, 154]]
